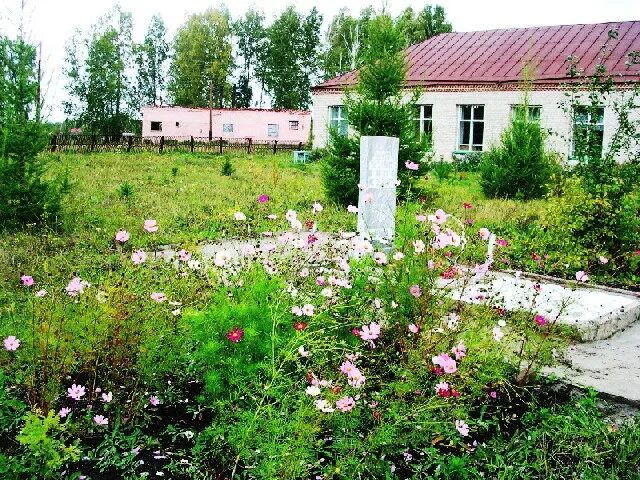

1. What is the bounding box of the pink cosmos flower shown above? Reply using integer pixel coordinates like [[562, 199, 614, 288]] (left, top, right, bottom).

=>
[[575, 270, 589, 282], [101, 392, 113, 403], [115, 230, 129, 243], [489, 391, 497, 399], [455, 419, 469, 436], [35, 289, 47, 297], [408, 323, 420, 334], [428, 209, 449, 224], [463, 202, 473, 209], [427, 259, 435, 269], [285, 210, 297, 222], [347, 205, 358, 213], [234, 211, 247, 221], [496, 238, 508, 247], [66, 277, 89, 297], [451, 341, 466, 360], [178, 249, 192, 262], [67, 383, 86, 400], [312, 202, 323, 213], [360, 322, 381, 341], [478, 228, 490, 240], [302, 304, 315, 316], [143, 219, 158, 233], [267, 214, 277, 220], [58, 407, 71, 418], [131, 250, 147, 265], [405, 161, 419, 170], [226, 327, 244, 343], [492, 326, 505, 341], [291, 306, 303, 316], [409, 285, 422, 298], [93, 415, 108, 426], [298, 346, 310, 357], [316, 276, 325, 286], [432, 353, 457, 374], [21, 275, 34, 287], [258, 194, 269, 203], [413, 239, 426, 254], [416, 214, 427, 222], [373, 252, 388, 265], [599, 256, 608, 264], [336, 396, 356, 412], [535, 314, 547, 326], [347, 370, 366, 388], [3, 336, 20, 351], [435, 381, 450, 395], [149, 395, 160, 406], [150, 292, 167, 303]]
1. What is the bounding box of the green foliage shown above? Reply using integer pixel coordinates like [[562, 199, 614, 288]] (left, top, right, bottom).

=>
[[0, 36, 63, 230], [395, 4, 453, 47], [323, 14, 430, 206], [64, 6, 137, 136], [480, 112, 556, 200], [233, 9, 266, 107], [116, 181, 134, 200], [454, 151, 483, 172], [168, 8, 233, 108], [321, 129, 360, 206], [135, 14, 169, 107], [431, 159, 455, 181], [261, 7, 322, 110], [16, 410, 81, 479], [221, 156, 234, 176]]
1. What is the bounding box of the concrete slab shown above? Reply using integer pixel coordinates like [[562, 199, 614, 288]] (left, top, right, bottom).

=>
[[444, 271, 640, 341], [545, 320, 640, 405]]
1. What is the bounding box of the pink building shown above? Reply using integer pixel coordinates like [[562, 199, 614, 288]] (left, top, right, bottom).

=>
[[141, 106, 311, 142]]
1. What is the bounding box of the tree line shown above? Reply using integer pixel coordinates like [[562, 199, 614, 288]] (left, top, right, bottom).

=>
[[62, 4, 452, 136]]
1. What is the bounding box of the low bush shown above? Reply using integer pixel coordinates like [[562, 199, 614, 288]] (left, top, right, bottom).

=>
[[479, 115, 557, 200]]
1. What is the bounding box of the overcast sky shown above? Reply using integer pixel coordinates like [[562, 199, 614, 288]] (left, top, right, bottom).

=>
[[2, 0, 639, 121]]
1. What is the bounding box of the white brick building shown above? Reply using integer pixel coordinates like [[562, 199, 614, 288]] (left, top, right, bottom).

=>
[[311, 21, 640, 161]]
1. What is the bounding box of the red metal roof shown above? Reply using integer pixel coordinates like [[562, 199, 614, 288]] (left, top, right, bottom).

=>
[[314, 21, 640, 90]]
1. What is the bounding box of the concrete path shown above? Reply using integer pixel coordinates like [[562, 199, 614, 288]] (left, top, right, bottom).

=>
[[444, 271, 640, 341], [545, 320, 640, 405]]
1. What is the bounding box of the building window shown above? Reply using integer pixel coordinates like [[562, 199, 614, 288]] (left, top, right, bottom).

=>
[[175, 121, 180, 127], [328, 105, 348, 136], [511, 105, 541, 122], [573, 106, 605, 159], [150, 121, 162, 132], [223, 123, 234, 133], [267, 124, 279, 138], [414, 104, 433, 140], [458, 105, 484, 151], [289, 120, 299, 130]]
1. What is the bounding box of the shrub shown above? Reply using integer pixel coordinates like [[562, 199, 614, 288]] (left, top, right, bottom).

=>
[[0, 37, 63, 230], [454, 151, 483, 172], [321, 129, 360, 206], [321, 14, 430, 206], [220, 156, 234, 176], [479, 114, 556, 200]]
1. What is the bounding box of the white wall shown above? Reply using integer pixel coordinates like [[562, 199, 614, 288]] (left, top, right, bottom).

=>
[[311, 88, 636, 162]]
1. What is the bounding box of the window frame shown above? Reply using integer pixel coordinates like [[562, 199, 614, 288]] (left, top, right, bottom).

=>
[[223, 123, 234, 134], [267, 124, 279, 138], [414, 104, 433, 141], [328, 105, 348, 136], [289, 120, 300, 130], [150, 121, 162, 132], [457, 105, 485, 152], [571, 105, 605, 159]]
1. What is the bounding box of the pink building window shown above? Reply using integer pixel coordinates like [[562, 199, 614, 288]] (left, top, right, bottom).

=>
[[150, 121, 162, 132], [289, 120, 299, 130]]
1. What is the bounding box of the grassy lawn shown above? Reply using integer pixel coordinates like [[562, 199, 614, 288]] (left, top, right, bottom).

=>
[[0, 152, 637, 479]]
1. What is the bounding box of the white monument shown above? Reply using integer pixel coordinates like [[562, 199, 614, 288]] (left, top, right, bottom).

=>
[[357, 136, 399, 244]]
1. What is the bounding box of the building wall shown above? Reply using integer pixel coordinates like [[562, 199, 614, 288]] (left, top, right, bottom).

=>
[[142, 106, 311, 143], [311, 89, 635, 161]]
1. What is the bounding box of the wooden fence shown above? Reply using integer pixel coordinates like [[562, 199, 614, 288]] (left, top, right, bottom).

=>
[[49, 135, 307, 155]]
